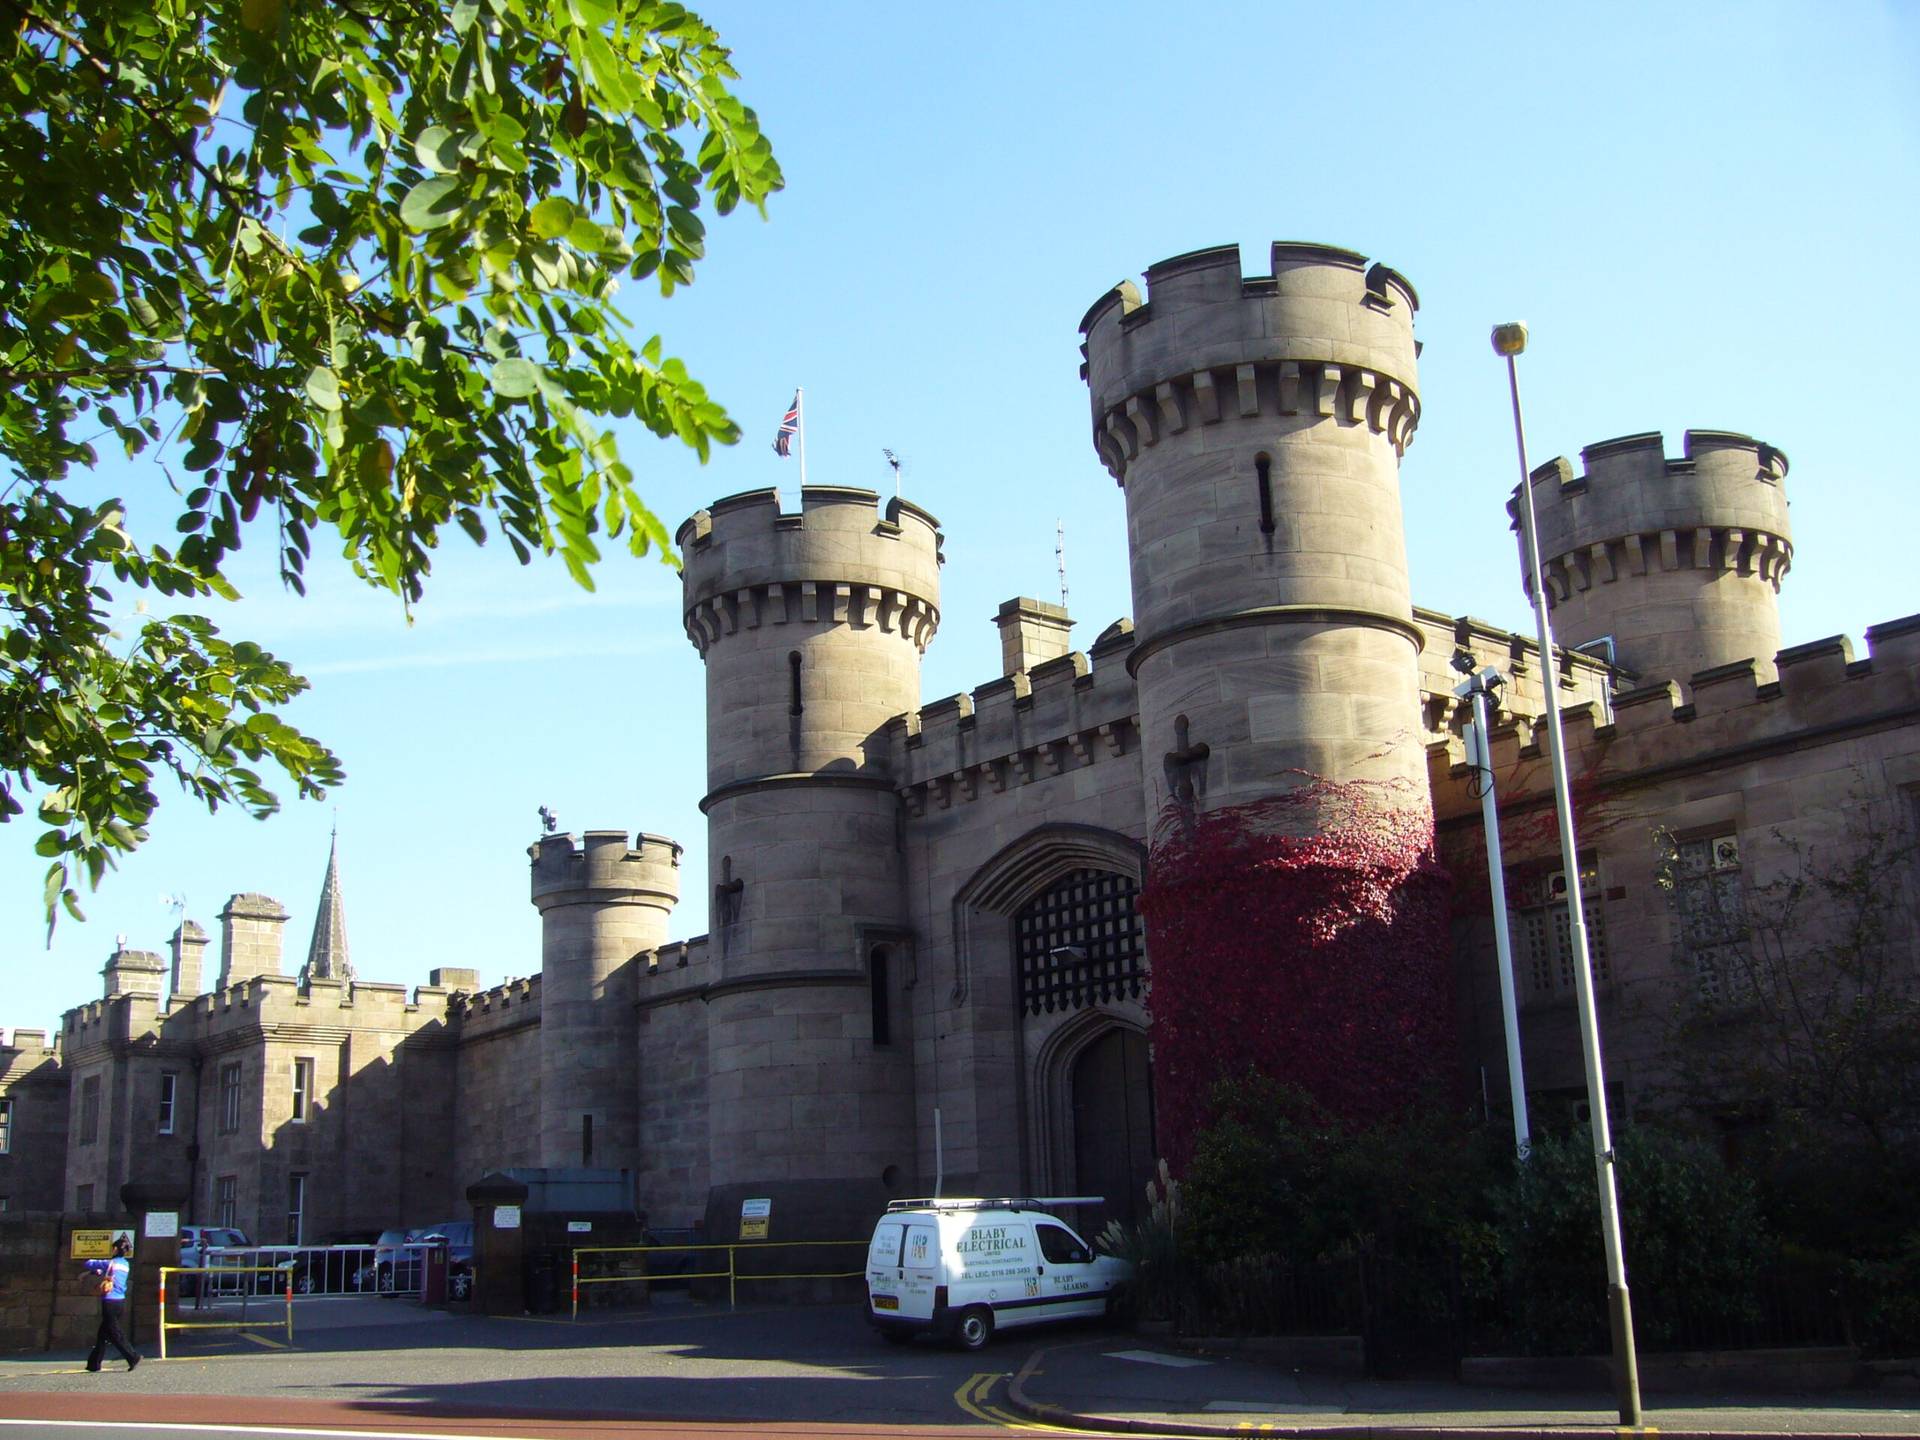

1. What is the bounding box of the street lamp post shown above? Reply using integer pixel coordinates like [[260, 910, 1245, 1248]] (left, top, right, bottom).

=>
[[1451, 660, 1530, 1162], [1492, 321, 1643, 1427]]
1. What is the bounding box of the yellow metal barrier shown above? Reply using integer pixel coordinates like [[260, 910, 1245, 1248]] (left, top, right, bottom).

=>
[[569, 1240, 865, 1319], [157, 1267, 293, 1358]]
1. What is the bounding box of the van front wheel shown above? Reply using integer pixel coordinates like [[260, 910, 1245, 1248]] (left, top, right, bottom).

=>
[[956, 1307, 994, 1351]]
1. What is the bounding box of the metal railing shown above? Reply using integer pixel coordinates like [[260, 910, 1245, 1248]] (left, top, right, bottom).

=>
[[569, 1240, 866, 1318], [192, 1243, 400, 1300], [158, 1266, 292, 1358]]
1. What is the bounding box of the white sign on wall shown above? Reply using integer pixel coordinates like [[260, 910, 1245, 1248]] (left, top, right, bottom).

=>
[[144, 1211, 179, 1239], [495, 1205, 522, 1230]]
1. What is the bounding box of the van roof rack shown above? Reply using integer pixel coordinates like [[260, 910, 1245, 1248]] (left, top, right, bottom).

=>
[[883, 1195, 1105, 1214]]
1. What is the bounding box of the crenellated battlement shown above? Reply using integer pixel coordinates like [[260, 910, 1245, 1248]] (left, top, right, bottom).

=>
[[637, 934, 711, 992], [452, 974, 542, 1042], [1512, 428, 1796, 692], [1079, 242, 1423, 482], [677, 487, 943, 657], [893, 621, 1140, 815], [1411, 607, 1616, 751], [1515, 429, 1793, 606], [528, 830, 683, 909], [1428, 611, 1920, 806]]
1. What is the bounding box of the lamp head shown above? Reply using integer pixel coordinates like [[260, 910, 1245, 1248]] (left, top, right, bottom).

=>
[[1490, 322, 1529, 357]]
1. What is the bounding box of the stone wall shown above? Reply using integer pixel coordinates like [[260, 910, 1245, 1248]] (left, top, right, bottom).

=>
[[0, 1212, 152, 1354], [1433, 612, 1920, 1120], [635, 939, 711, 1227], [451, 977, 543, 1188], [0, 1031, 67, 1213], [896, 622, 1150, 1199]]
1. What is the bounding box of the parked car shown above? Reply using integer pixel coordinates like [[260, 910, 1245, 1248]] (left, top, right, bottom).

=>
[[177, 1225, 251, 1296], [352, 1228, 417, 1294], [413, 1220, 476, 1300], [281, 1231, 380, 1294]]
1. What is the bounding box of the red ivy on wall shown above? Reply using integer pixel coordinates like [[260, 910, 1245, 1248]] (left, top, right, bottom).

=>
[[1141, 776, 1455, 1171]]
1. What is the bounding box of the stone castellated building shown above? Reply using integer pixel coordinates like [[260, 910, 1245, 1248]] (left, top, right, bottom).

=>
[[3, 241, 1917, 1255]]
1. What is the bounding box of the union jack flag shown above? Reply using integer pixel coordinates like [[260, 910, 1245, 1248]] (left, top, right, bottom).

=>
[[772, 392, 799, 457]]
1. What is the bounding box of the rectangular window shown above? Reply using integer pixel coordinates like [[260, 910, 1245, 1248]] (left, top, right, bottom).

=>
[[1507, 857, 1610, 1005], [216, 1175, 237, 1229], [158, 1072, 178, 1135], [286, 1174, 306, 1245], [0, 1098, 11, 1154], [219, 1062, 241, 1134], [0, 1195, 10, 1212], [79, 1075, 101, 1145], [291, 1057, 314, 1124], [1673, 831, 1746, 1003], [77, 1183, 95, 1212]]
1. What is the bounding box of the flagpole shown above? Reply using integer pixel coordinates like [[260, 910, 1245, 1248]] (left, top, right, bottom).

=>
[[796, 386, 808, 492]]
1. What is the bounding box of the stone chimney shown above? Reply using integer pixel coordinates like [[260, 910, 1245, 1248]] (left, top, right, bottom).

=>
[[169, 919, 210, 1000], [995, 597, 1073, 676], [103, 945, 166, 1000], [429, 967, 480, 991], [217, 893, 290, 988]]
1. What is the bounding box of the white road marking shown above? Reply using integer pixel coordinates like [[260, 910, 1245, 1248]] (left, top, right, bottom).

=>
[[1101, 1348, 1211, 1368]]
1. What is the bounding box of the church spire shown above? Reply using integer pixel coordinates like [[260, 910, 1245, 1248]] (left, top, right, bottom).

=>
[[302, 820, 354, 985]]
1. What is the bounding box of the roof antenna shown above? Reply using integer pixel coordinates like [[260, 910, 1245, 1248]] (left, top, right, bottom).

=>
[[882, 448, 903, 499]]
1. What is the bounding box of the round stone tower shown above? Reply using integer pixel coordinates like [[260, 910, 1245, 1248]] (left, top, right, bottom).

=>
[[1516, 430, 1792, 691], [677, 486, 940, 1229], [1080, 242, 1427, 821], [1079, 243, 1450, 1154], [530, 829, 682, 1170]]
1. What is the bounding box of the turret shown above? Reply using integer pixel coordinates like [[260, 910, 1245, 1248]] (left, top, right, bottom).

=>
[[1515, 430, 1792, 693], [677, 485, 941, 1232], [1080, 241, 1426, 822], [530, 829, 682, 1170], [1080, 243, 1450, 1152]]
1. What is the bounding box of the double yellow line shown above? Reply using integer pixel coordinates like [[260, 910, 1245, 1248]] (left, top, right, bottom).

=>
[[953, 1371, 1086, 1432]]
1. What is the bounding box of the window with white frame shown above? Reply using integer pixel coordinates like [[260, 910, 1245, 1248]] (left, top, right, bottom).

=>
[[292, 1057, 314, 1123], [216, 1174, 237, 1229], [287, 1173, 306, 1245], [219, 1062, 241, 1133], [0, 1098, 11, 1154], [158, 1072, 178, 1135], [1507, 856, 1610, 1005], [1673, 830, 1746, 1003]]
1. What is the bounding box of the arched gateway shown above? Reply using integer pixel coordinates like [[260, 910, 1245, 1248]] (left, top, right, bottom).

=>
[[952, 825, 1156, 1230]]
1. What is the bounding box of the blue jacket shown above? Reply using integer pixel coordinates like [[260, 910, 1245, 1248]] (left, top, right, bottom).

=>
[[84, 1255, 130, 1301]]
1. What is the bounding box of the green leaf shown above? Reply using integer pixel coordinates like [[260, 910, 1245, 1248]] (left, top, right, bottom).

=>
[[531, 196, 577, 240], [400, 175, 465, 231], [490, 358, 543, 398], [305, 366, 342, 411], [413, 126, 461, 174]]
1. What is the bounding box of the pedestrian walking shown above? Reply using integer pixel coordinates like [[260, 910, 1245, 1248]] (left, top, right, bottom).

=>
[[82, 1234, 141, 1372]]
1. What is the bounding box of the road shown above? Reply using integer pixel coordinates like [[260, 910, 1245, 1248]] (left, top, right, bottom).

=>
[[0, 1295, 1067, 1438]]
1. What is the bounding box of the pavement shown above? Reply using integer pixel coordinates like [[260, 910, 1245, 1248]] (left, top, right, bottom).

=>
[[4, 1296, 1919, 1438], [1003, 1335, 1920, 1438]]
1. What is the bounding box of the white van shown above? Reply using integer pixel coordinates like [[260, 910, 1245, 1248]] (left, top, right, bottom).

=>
[[865, 1197, 1132, 1349]]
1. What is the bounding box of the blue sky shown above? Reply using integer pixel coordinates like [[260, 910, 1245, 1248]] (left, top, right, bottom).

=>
[[6, 1, 1917, 1035]]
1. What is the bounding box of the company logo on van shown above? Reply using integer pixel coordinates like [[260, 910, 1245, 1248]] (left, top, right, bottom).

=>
[[955, 1225, 1027, 1257]]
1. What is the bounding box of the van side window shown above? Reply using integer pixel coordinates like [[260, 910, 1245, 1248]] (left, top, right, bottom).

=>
[[1035, 1223, 1090, 1265], [869, 1223, 903, 1267]]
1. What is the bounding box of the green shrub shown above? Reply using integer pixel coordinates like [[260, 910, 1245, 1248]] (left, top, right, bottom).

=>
[[1492, 1127, 1773, 1353]]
